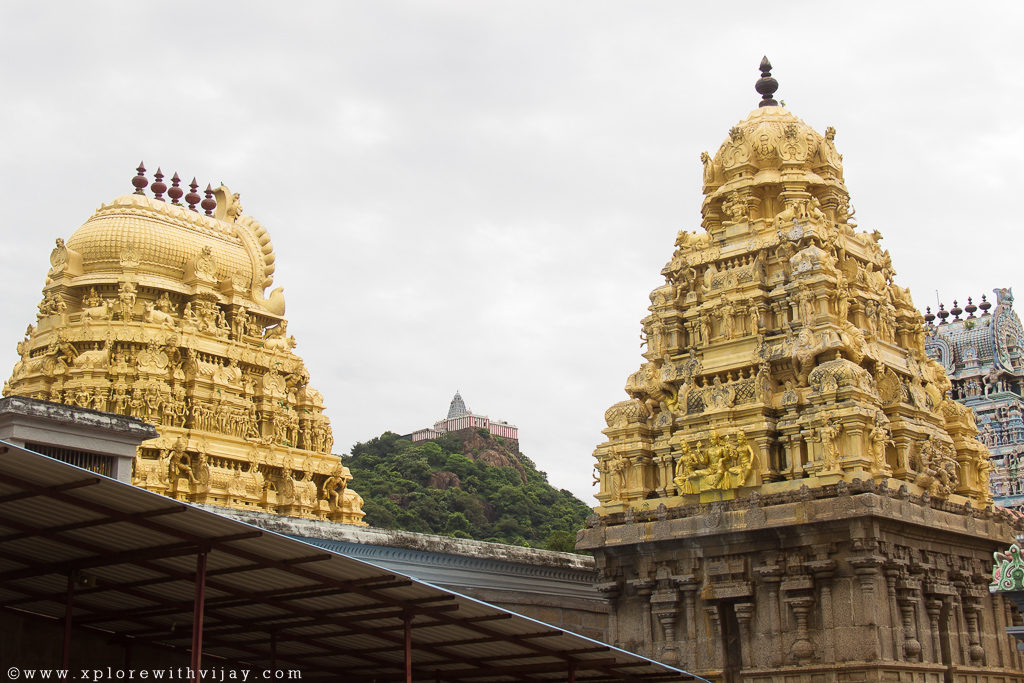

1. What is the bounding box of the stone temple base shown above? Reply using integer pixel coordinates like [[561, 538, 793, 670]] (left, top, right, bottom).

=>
[[577, 479, 1024, 682]]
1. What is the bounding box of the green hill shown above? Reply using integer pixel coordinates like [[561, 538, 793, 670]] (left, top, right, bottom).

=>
[[344, 430, 592, 551]]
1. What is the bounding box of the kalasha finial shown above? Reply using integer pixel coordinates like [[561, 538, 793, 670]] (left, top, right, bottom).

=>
[[980, 294, 992, 315], [924, 306, 935, 325], [965, 297, 977, 318], [950, 300, 962, 320], [168, 172, 183, 205], [132, 162, 148, 195], [202, 184, 217, 215], [151, 168, 166, 201], [186, 178, 201, 211], [756, 56, 779, 108]]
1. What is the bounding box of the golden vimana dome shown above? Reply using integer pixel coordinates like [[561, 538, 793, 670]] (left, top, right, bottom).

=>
[[700, 105, 849, 233], [593, 59, 994, 513], [4, 166, 366, 524]]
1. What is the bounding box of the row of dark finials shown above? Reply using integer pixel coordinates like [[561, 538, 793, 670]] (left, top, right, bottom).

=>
[[925, 296, 992, 324], [130, 161, 217, 215]]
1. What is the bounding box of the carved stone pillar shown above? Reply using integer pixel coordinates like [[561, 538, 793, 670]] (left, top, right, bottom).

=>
[[677, 576, 699, 670], [807, 559, 836, 663], [753, 563, 784, 667], [652, 454, 674, 497], [785, 433, 806, 480], [951, 590, 971, 664], [786, 595, 815, 663], [596, 582, 621, 647], [734, 602, 755, 669], [896, 579, 922, 662], [884, 566, 902, 660], [1005, 597, 1024, 669], [704, 605, 724, 670], [650, 587, 680, 665], [849, 300, 865, 330], [842, 422, 868, 474], [753, 435, 776, 481], [962, 597, 985, 664], [779, 435, 795, 479], [630, 578, 655, 656], [893, 435, 912, 476], [925, 598, 943, 664], [812, 291, 829, 325], [848, 552, 885, 660], [947, 594, 968, 664], [626, 455, 652, 501]]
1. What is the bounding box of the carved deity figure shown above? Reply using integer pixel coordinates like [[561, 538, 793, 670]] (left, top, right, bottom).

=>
[[700, 151, 713, 184], [791, 328, 822, 387], [913, 435, 959, 497], [155, 292, 176, 314], [278, 466, 297, 505], [321, 465, 350, 510], [625, 360, 677, 421], [117, 281, 137, 322], [819, 415, 842, 473], [231, 306, 248, 340], [673, 432, 757, 494], [869, 418, 893, 475], [797, 284, 815, 324], [692, 433, 726, 489], [83, 287, 103, 308], [720, 300, 736, 340], [835, 279, 852, 322], [673, 441, 705, 495], [728, 432, 756, 488], [168, 438, 196, 484]]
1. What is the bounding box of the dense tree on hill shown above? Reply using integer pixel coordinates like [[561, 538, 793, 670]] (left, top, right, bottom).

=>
[[344, 431, 591, 552]]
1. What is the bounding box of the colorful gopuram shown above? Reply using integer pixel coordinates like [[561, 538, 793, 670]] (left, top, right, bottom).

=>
[[578, 60, 1022, 681], [924, 290, 1024, 507], [3, 167, 365, 524]]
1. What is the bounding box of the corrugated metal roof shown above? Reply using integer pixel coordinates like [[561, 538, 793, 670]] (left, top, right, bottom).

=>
[[0, 441, 697, 682]]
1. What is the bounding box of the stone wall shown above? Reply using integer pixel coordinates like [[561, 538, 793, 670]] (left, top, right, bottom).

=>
[[578, 481, 1024, 683]]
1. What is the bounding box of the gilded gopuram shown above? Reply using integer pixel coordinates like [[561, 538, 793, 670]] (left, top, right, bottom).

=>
[[3, 167, 365, 524], [578, 60, 1023, 682]]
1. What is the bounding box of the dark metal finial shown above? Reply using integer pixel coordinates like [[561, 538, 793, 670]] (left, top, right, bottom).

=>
[[185, 178, 200, 211], [201, 184, 217, 215], [151, 168, 166, 201], [132, 162, 148, 195], [755, 56, 779, 108], [168, 172, 183, 205]]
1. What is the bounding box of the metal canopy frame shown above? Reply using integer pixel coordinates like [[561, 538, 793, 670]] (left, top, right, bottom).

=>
[[0, 442, 693, 682]]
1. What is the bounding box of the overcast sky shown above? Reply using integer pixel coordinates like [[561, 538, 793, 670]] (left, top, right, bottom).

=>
[[2, 2, 1022, 503]]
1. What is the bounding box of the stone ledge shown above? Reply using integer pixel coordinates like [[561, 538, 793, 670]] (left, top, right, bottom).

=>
[[579, 488, 1020, 551], [0, 395, 157, 439]]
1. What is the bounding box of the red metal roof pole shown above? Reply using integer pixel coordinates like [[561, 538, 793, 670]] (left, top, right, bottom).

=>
[[62, 572, 74, 667], [568, 662, 577, 683], [191, 551, 208, 673], [404, 610, 412, 683]]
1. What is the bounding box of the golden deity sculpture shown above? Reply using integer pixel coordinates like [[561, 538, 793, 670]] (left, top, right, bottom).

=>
[[4, 167, 365, 524], [593, 63, 993, 513]]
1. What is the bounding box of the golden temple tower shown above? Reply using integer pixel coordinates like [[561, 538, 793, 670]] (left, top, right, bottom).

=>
[[3, 167, 365, 524], [591, 59, 992, 511], [578, 60, 1021, 680]]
